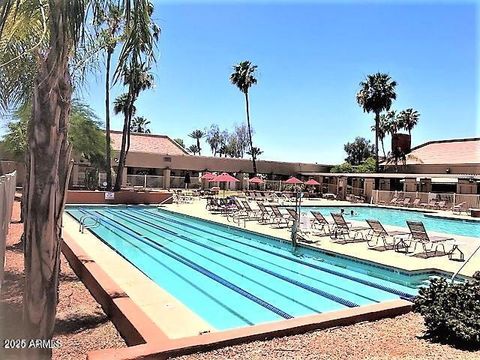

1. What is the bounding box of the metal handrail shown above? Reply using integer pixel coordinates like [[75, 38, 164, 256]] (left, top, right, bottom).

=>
[[451, 243, 480, 283], [79, 215, 101, 233]]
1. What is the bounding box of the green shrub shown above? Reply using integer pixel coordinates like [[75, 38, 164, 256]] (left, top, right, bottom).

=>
[[414, 276, 480, 348]]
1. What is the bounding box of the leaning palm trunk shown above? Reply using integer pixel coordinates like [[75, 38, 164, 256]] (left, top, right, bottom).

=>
[[23, 5, 73, 355], [244, 92, 257, 174]]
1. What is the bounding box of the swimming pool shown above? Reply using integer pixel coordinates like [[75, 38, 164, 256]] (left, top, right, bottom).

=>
[[297, 205, 479, 238], [67, 206, 430, 331]]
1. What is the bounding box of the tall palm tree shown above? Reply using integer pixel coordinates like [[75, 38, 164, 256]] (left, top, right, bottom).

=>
[[230, 60, 258, 174], [189, 129, 204, 155], [0, 0, 158, 350], [397, 108, 420, 135], [97, 3, 124, 190], [356, 72, 397, 173], [130, 116, 151, 133], [113, 62, 156, 191]]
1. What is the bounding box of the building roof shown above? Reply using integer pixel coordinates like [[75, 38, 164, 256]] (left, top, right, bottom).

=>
[[404, 137, 480, 165], [109, 131, 188, 155]]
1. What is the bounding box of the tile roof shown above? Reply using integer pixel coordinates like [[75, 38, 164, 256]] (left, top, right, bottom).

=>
[[406, 138, 480, 165], [109, 131, 188, 155]]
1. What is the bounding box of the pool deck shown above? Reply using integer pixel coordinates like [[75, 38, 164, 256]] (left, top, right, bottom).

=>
[[163, 198, 479, 277]]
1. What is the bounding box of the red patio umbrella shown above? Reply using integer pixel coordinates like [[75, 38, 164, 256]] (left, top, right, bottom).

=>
[[284, 176, 303, 184], [248, 176, 264, 191], [201, 172, 215, 180], [305, 179, 320, 186], [248, 176, 264, 184], [209, 173, 239, 197], [210, 172, 239, 183]]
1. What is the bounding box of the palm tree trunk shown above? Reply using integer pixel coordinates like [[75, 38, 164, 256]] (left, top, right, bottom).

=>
[[114, 92, 134, 191], [381, 138, 386, 158], [196, 138, 201, 155], [374, 112, 380, 189], [105, 49, 113, 189], [374, 112, 380, 173], [113, 114, 129, 191], [244, 92, 257, 174], [23, 4, 73, 354]]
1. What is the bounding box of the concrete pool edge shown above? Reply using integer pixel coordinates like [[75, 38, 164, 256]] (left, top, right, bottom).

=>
[[62, 231, 169, 346]]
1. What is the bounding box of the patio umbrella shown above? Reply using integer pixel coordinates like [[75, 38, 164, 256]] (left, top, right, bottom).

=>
[[248, 176, 264, 191], [209, 172, 239, 197], [248, 176, 264, 184], [284, 176, 303, 185], [201, 172, 215, 180], [305, 179, 320, 186]]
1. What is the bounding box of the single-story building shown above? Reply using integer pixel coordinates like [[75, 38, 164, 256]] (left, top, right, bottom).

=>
[[70, 131, 332, 189]]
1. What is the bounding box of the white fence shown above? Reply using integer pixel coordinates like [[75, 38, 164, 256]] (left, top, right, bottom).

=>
[[372, 190, 480, 209], [0, 171, 17, 290]]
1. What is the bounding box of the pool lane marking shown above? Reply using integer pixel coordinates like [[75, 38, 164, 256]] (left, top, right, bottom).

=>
[[118, 209, 380, 304], [75, 210, 255, 326], [82, 210, 294, 320], [111, 210, 359, 308], [143, 208, 415, 300], [129, 210, 382, 303], [112, 210, 348, 312]]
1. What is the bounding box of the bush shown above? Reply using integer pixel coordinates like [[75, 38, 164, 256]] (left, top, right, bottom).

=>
[[414, 276, 480, 348]]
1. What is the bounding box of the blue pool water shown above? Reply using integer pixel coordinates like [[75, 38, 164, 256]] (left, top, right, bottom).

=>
[[67, 206, 433, 330], [299, 206, 479, 238]]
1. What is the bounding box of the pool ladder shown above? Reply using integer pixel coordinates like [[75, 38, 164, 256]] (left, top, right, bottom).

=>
[[79, 215, 101, 233]]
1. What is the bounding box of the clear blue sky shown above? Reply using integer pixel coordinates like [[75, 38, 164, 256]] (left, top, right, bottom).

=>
[[79, 0, 478, 164]]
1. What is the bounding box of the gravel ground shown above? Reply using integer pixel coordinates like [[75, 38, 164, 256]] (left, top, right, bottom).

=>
[[0, 201, 126, 360], [175, 313, 479, 360]]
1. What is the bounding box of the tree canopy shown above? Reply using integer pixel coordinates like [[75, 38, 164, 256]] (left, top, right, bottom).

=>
[[2, 100, 107, 168], [344, 137, 374, 165]]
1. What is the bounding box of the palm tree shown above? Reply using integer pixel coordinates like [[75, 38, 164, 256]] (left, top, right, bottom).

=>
[[113, 63, 156, 191], [174, 138, 185, 149], [189, 129, 204, 155], [130, 116, 151, 133], [230, 60, 258, 173], [0, 0, 158, 349], [113, 93, 136, 119], [397, 108, 420, 135], [187, 144, 200, 155], [97, 3, 124, 190], [356, 72, 397, 173], [384, 110, 400, 135], [246, 146, 263, 159]]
